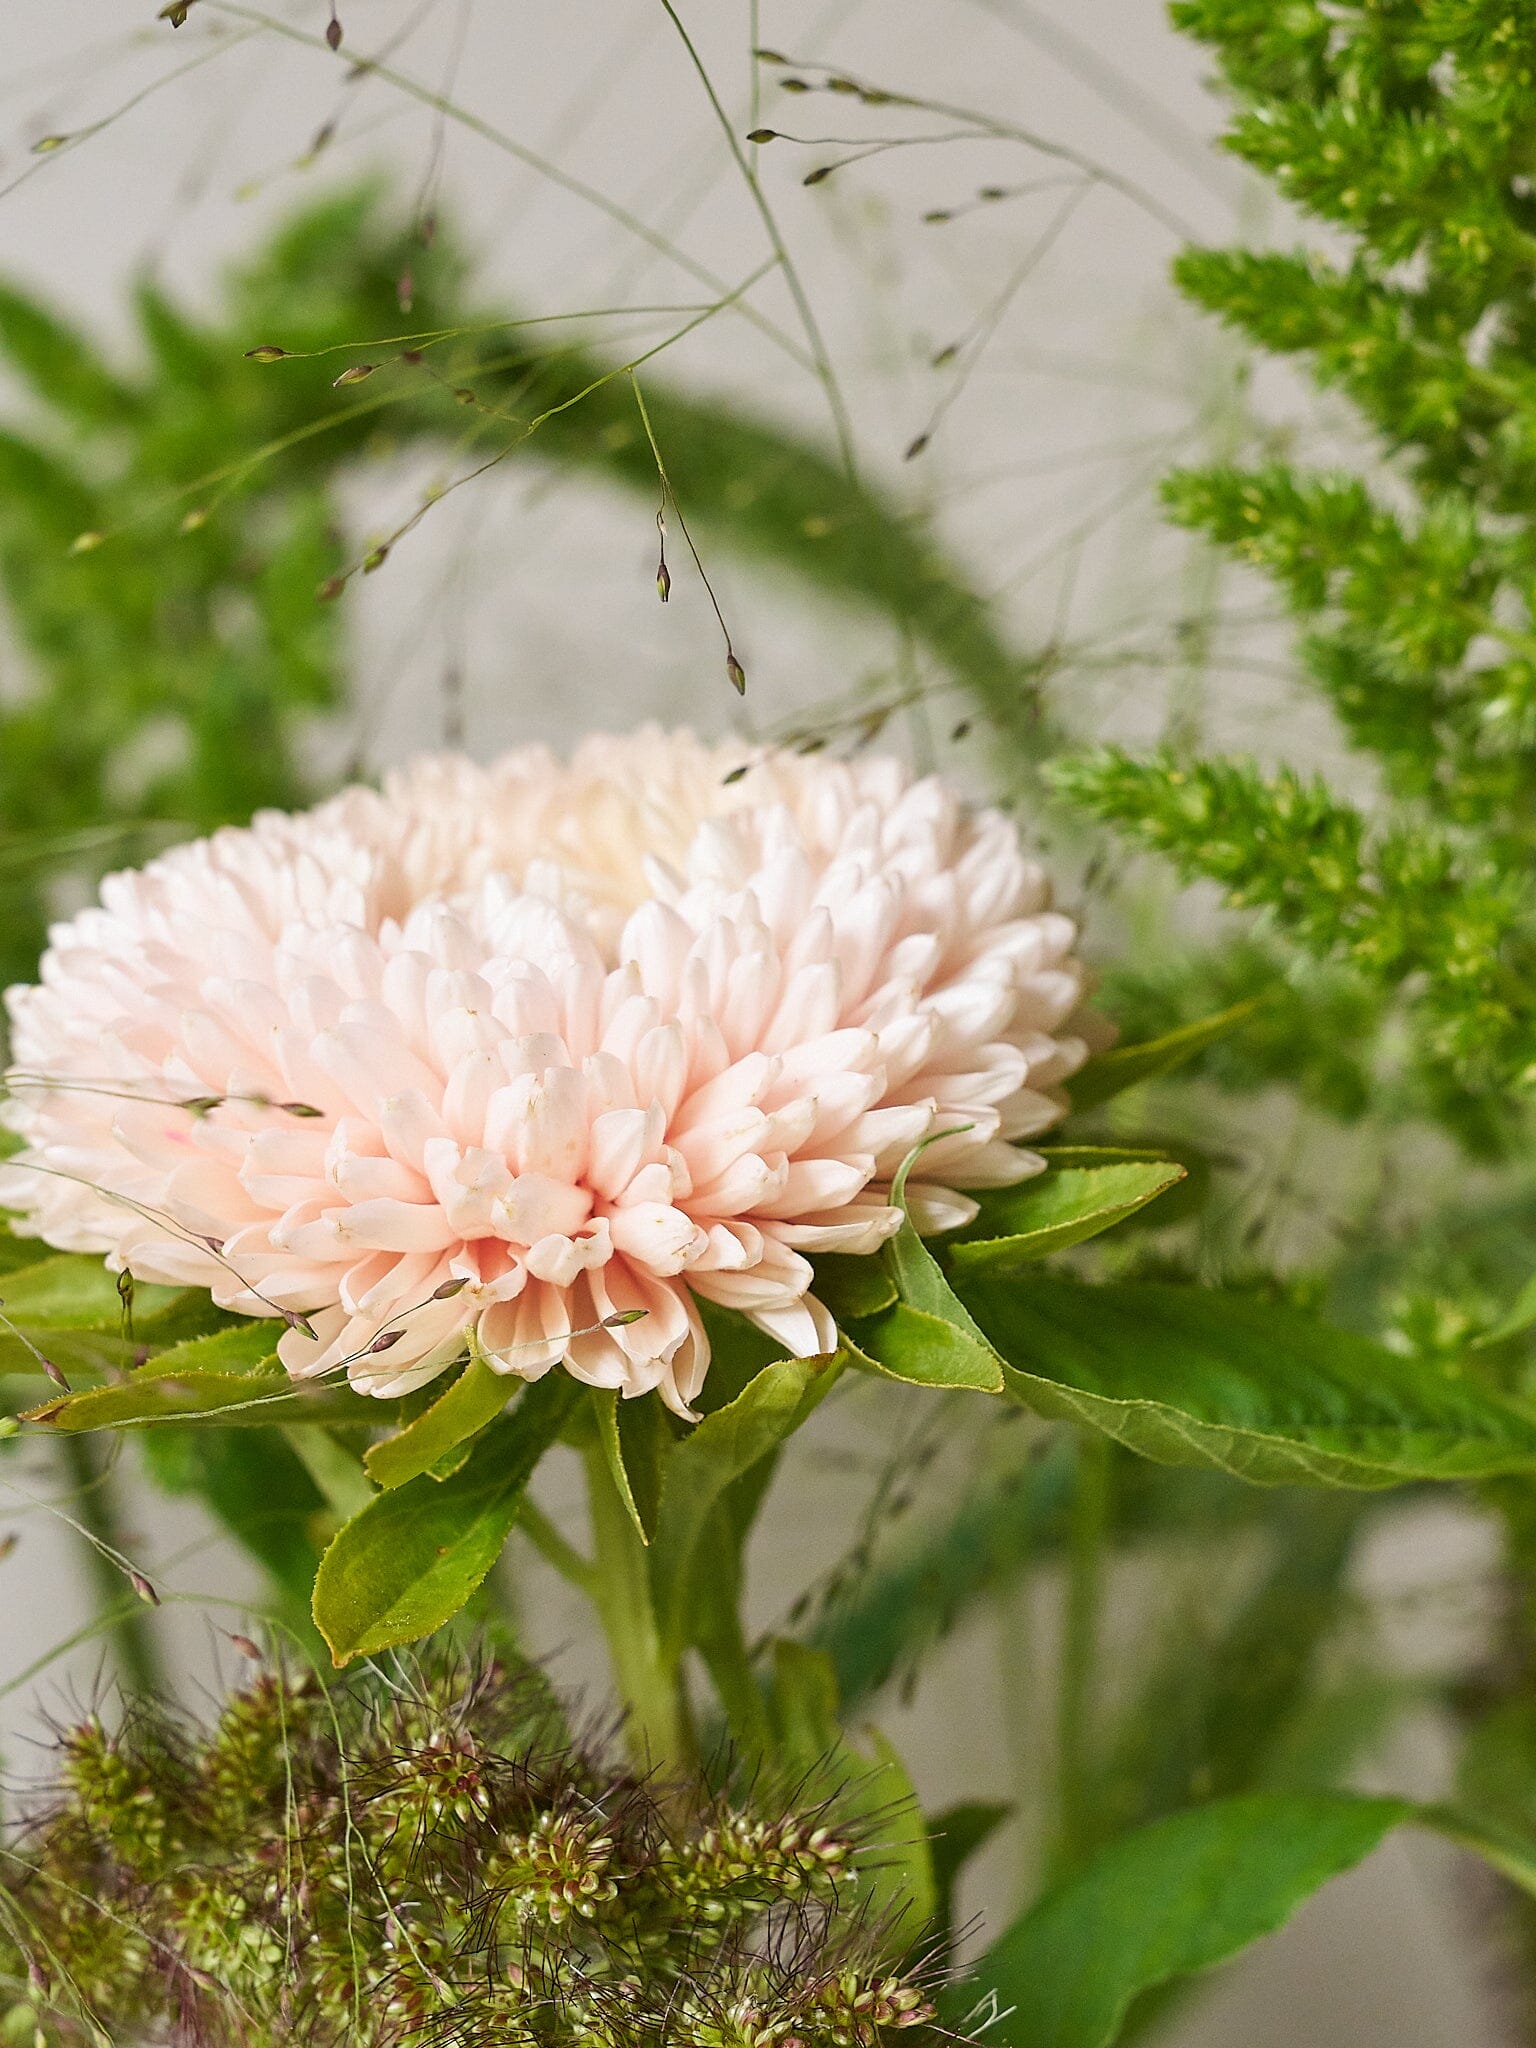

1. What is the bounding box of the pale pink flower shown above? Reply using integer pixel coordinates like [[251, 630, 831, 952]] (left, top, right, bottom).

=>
[[1, 730, 1095, 1415]]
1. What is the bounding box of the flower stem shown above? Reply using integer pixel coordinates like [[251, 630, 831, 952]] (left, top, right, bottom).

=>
[[1052, 1429, 1111, 1878], [581, 1441, 689, 1773]]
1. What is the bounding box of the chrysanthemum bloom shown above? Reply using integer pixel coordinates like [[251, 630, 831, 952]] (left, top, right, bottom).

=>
[[1, 731, 1096, 1415]]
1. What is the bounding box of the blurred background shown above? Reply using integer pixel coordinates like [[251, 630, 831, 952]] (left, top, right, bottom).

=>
[[0, 3, 1508, 2040]]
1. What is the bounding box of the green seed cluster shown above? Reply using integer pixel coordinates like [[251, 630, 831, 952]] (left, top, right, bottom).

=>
[[0, 1655, 944, 2048]]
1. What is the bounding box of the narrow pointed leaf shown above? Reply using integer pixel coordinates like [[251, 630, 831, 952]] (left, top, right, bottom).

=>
[[651, 1351, 842, 1655], [21, 1343, 376, 1432], [931, 1800, 1013, 1959], [591, 1386, 651, 1544], [0, 281, 139, 425], [364, 1350, 510, 1489], [950, 1161, 1186, 1275], [768, 1642, 937, 1936], [1067, 999, 1260, 1112], [1475, 1266, 1536, 1347]]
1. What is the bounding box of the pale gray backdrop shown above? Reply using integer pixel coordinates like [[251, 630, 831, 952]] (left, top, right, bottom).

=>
[[0, 4, 1508, 2039]]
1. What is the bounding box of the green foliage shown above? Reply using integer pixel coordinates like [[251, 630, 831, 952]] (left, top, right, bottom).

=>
[[950, 1792, 1413, 2048], [966, 1273, 1536, 1486], [0, 1650, 947, 2048], [0, 189, 437, 989], [948, 1160, 1187, 1273], [649, 1350, 842, 1660], [1054, 749, 1534, 1081], [312, 1375, 578, 1665], [362, 1348, 519, 1489], [1054, 0, 1536, 1114]]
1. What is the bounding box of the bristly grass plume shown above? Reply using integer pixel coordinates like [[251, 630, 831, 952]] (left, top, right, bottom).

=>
[[0, 1647, 946, 2048]]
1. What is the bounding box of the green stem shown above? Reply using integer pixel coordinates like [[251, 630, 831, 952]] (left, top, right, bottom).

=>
[[691, 1502, 772, 1760], [56, 1434, 161, 1697], [1052, 1430, 1112, 1878], [581, 1442, 690, 1773], [518, 1498, 599, 1596]]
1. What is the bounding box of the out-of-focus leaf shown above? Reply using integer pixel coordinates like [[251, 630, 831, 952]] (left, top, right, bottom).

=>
[[1093, 1494, 1362, 1843], [1475, 1265, 1536, 1347], [0, 281, 139, 426], [141, 1423, 326, 1633], [931, 1800, 1012, 1960], [767, 1641, 937, 1938], [1067, 1001, 1262, 1112], [0, 1254, 185, 1329], [802, 1433, 1074, 1710], [1457, 1697, 1536, 1844]]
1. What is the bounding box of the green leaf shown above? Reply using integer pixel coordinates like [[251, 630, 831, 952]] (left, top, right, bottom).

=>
[[853, 1147, 1004, 1392], [141, 1424, 326, 1637], [589, 1386, 673, 1546], [768, 1637, 843, 1758], [767, 1642, 937, 1939], [0, 1254, 185, 1329], [16, 1321, 385, 1432], [0, 281, 139, 426], [859, 1727, 938, 1938], [363, 1350, 511, 1489], [1428, 1802, 1536, 1897], [931, 1800, 1012, 1960], [1475, 1265, 1536, 1348], [1031, 1146, 1182, 1168], [1093, 1494, 1362, 1846], [963, 1273, 1536, 1487], [1067, 1000, 1261, 1112], [19, 1366, 364, 1432], [616, 1387, 671, 1541], [811, 1253, 898, 1322], [650, 1351, 842, 1656], [804, 1434, 1075, 1710], [846, 1302, 1004, 1393], [950, 1792, 1408, 2048], [950, 1162, 1186, 1275], [313, 1373, 578, 1663], [592, 1387, 647, 1544], [138, 1322, 277, 1373]]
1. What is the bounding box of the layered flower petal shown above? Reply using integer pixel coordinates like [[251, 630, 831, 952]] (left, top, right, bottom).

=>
[[0, 728, 1101, 1416]]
